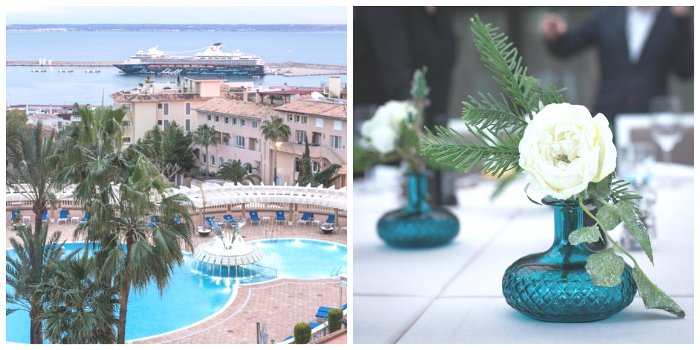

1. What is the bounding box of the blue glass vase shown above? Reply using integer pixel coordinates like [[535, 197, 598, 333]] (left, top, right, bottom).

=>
[[502, 198, 637, 322], [377, 172, 459, 247]]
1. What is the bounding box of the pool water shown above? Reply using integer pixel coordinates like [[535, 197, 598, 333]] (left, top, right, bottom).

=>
[[6, 239, 346, 343]]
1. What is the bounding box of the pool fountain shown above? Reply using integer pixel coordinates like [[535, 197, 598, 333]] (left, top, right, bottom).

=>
[[192, 219, 276, 280]]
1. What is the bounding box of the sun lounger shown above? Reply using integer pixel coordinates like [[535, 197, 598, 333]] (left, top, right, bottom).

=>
[[57, 209, 70, 225]]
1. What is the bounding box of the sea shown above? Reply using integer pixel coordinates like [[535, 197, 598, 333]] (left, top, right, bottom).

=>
[[6, 30, 347, 106]]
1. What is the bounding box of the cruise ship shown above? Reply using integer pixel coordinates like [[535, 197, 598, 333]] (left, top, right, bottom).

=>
[[114, 43, 265, 76]]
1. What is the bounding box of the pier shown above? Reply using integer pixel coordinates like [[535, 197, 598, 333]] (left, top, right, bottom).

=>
[[7, 60, 347, 76]]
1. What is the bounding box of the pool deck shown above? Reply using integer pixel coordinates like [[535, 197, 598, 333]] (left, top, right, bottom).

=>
[[5, 215, 347, 344]]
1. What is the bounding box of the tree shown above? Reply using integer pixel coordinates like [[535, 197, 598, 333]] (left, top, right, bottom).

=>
[[217, 160, 261, 185], [40, 249, 119, 344], [296, 141, 313, 186], [260, 116, 291, 185], [6, 123, 63, 343], [6, 225, 65, 344], [56, 106, 196, 343], [6, 108, 28, 155], [136, 122, 195, 180], [192, 124, 219, 179], [313, 164, 342, 188]]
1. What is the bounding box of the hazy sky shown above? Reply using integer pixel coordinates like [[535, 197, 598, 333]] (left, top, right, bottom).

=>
[[6, 6, 347, 25]]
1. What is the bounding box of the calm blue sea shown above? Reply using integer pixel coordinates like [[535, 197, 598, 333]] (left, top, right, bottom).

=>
[[6, 31, 347, 105]]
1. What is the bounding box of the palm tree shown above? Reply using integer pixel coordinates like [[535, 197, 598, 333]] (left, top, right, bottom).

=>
[[192, 124, 219, 179], [6, 225, 65, 344], [260, 116, 291, 185], [217, 160, 262, 184], [40, 247, 119, 343], [6, 123, 63, 343], [56, 107, 196, 343]]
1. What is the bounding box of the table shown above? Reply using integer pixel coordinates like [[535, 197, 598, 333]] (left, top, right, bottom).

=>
[[354, 165, 693, 344], [71, 216, 80, 224]]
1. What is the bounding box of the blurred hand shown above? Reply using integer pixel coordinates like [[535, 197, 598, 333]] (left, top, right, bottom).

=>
[[539, 13, 568, 41], [670, 6, 690, 17]]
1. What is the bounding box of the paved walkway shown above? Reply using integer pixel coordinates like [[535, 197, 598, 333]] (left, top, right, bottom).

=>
[[5, 212, 347, 344]]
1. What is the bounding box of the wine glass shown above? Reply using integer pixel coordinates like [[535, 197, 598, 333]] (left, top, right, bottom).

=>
[[649, 96, 683, 164]]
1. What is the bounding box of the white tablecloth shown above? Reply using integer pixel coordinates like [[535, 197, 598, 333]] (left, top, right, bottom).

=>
[[353, 165, 693, 343]]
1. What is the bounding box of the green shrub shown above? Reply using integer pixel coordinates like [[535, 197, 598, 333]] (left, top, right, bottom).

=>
[[328, 308, 343, 333], [293, 322, 311, 344]]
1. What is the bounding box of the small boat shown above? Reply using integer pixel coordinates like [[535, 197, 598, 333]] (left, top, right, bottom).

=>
[[31, 69, 47, 73], [85, 69, 101, 73], [58, 69, 74, 73]]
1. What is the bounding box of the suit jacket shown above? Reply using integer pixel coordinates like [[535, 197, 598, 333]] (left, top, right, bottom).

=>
[[547, 7, 693, 121]]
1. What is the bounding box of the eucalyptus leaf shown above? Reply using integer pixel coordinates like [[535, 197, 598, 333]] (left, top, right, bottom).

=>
[[632, 266, 685, 318], [616, 201, 654, 264], [569, 226, 601, 245], [585, 249, 625, 287], [596, 203, 622, 231]]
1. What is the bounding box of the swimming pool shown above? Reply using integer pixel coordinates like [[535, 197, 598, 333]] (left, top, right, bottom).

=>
[[6, 238, 346, 343]]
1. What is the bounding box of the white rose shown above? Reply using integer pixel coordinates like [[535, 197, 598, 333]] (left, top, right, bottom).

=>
[[518, 103, 617, 200], [361, 100, 416, 154]]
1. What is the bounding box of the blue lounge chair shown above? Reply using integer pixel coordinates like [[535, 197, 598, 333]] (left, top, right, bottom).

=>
[[297, 212, 313, 225], [205, 216, 222, 229], [325, 214, 336, 224], [315, 304, 347, 319], [223, 214, 238, 227], [249, 210, 261, 225], [11, 209, 21, 220], [308, 322, 320, 329], [275, 210, 285, 224], [41, 210, 48, 222], [147, 216, 157, 228], [57, 209, 70, 225], [283, 335, 294, 342], [174, 214, 181, 224], [80, 211, 90, 223]]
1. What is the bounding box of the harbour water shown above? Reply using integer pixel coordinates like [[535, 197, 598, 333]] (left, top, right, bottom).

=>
[[6, 30, 347, 106]]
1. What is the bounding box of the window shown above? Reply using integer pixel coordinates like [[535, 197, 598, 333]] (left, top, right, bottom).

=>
[[157, 103, 163, 109], [185, 102, 191, 115], [294, 114, 307, 123], [287, 114, 293, 122], [163, 103, 169, 116], [185, 119, 191, 132], [330, 135, 342, 149], [202, 153, 207, 162], [312, 160, 320, 174], [207, 114, 212, 121], [312, 132, 322, 145], [123, 137, 132, 144], [234, 136, 245, 149], [157, 120, 163, 126], [225, 116, 230, 124], [249, 138, 259, 151], [301, 116, 308, 124], [122, 103, 131, 110], [210, 155, 216, 165], [315, 118, 324, 128], [219, 157, 224, 166], [296, 130, 307, 144], [215, 115, 220, 123], [294, 157, 300, 171], [232, 118, 238, 126], [163, 120, 170, 128], [241, 119, 246, 127], [252, 121, 258, 128], [333, 120, 342, 131]]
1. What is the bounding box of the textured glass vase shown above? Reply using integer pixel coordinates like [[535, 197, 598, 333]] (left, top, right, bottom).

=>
[[502, 198, 637, 322], [377, 172, 459, 247]]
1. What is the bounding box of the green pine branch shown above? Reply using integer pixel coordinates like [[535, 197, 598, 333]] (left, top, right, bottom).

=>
[[462, 92, 527, 134], [469, 15, 542, 118], [421, 125, 520, 177]]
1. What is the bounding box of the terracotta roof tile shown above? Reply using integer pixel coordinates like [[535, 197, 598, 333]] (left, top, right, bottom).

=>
[[274, 100, 346, 120], [194, 97, 278, 118]]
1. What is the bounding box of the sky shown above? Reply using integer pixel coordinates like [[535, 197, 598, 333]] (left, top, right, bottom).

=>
[[6, 5, 347, 25]]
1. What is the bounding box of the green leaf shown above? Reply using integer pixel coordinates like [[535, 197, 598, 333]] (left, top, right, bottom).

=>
[[585, 249, 625, 287], [588, 174, 612, 201], [399, 121, 420, 152], [632, 266, 685, 318], [596, 203, 622, 231], [569, 226, 601, 245], [616, 201, 654, 264]]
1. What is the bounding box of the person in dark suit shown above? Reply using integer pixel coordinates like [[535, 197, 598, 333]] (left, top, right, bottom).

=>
[[354, 6, 458, 205], [539, 6, 693, 123]]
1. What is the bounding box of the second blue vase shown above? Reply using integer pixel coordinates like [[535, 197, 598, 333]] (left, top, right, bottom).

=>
[[377, 172, 459, 248]]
